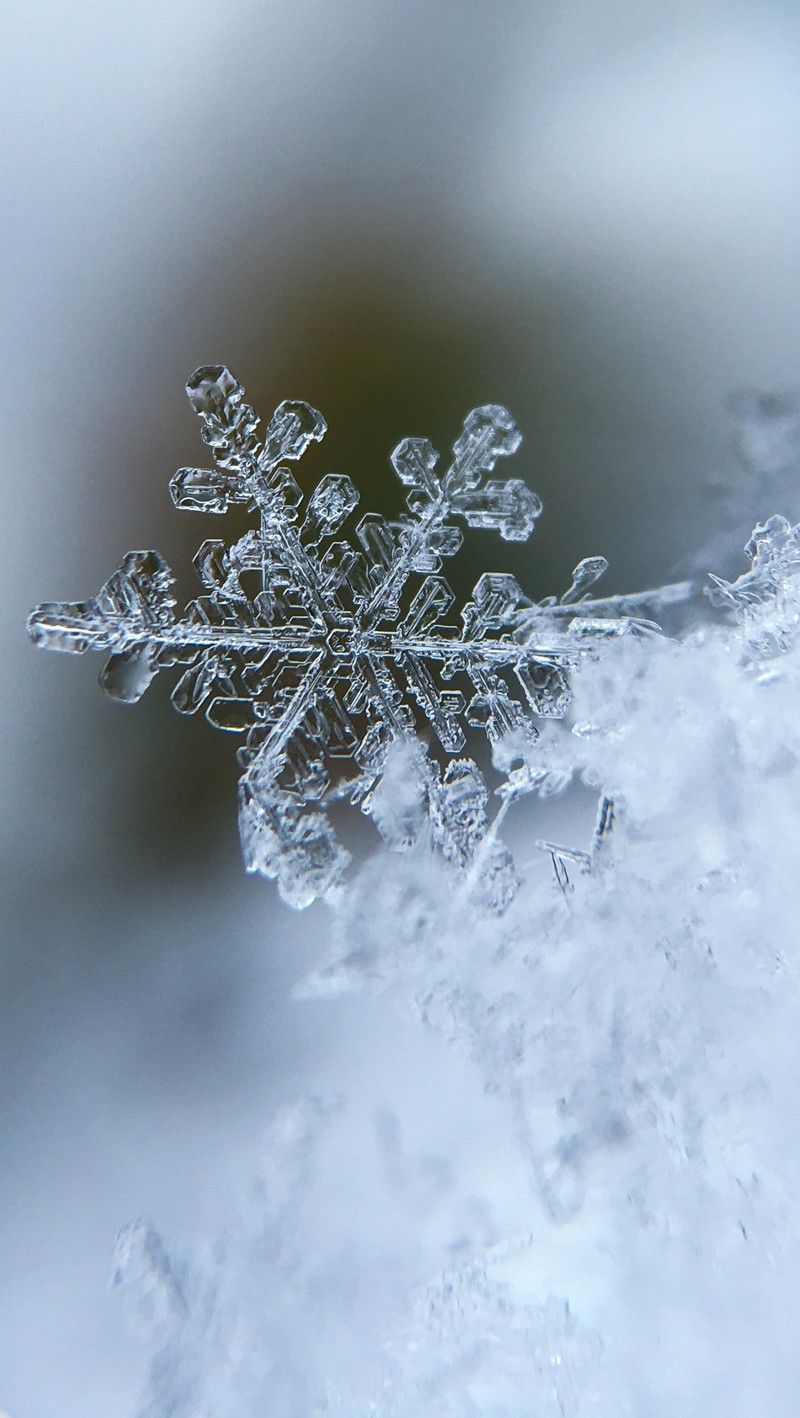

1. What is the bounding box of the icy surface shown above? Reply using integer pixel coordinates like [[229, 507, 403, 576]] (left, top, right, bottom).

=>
[[28, 365, 691, 909]]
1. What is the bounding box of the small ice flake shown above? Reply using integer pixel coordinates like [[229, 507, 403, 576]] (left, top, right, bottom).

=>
[[28, 366, 662, 908]]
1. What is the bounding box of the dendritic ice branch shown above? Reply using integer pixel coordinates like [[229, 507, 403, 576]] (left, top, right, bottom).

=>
[[28, 366, 691, 908]]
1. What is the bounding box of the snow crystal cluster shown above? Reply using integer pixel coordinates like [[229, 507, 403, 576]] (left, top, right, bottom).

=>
[[30, 375, 800, 1414]]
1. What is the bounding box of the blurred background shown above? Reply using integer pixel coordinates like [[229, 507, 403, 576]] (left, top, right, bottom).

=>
[[3, 1, 800, 1412]]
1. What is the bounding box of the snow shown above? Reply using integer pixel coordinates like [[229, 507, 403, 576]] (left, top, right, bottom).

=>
[[29, 368, 800, 1413]]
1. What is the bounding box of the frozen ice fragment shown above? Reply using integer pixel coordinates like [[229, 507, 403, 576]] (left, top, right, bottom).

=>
[[193, 539, 230, 590], [391, 436, 441, 499], [319, 540, 369, 597], [516, 660, 571, 717], [458, 478, 542, 540], [171, 659, 216, 715], [185, 364, 242, 419], [426, 524, 463, 558], [449, 404, 522, 489], [561, 556, 609, 604], [271, 468, 304, 517], [170, 466, 231, 513], [471, 571, 527, 611], [206, 695, 255, 731], [303, 473, 360, 539], [100, 645, 158, 702], [465, 572, 531, 634], [259, 399, 327, 468], [467, 673, 534, 743], [27, 601, 94, 654], [401, 576, 455, 634], [357, 513, 398, 573], [401, 653, 466, 752], [28, 551, 175, 674]]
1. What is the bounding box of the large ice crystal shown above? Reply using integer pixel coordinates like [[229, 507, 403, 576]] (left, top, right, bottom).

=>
[[27, 365, 691, 908]]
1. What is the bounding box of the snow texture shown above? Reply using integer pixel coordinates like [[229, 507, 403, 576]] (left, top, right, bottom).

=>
[[109, 493, 800, 1416], [29, 371, 800, 1414], [27, 365, 691, 909]]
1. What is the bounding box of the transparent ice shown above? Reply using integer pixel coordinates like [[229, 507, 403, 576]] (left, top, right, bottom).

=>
[[27, 365, 691, 909]]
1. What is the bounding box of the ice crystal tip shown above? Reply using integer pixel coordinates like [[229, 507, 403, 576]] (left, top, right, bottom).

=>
[[185, 364, 243, 418], [29, 366, 652, 909]]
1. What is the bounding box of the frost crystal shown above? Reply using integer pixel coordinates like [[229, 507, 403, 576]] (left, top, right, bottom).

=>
[[28, 365, 691, 907]]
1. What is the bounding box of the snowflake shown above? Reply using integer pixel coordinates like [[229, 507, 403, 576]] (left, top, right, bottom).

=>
[[28, 366, 689, 908]]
